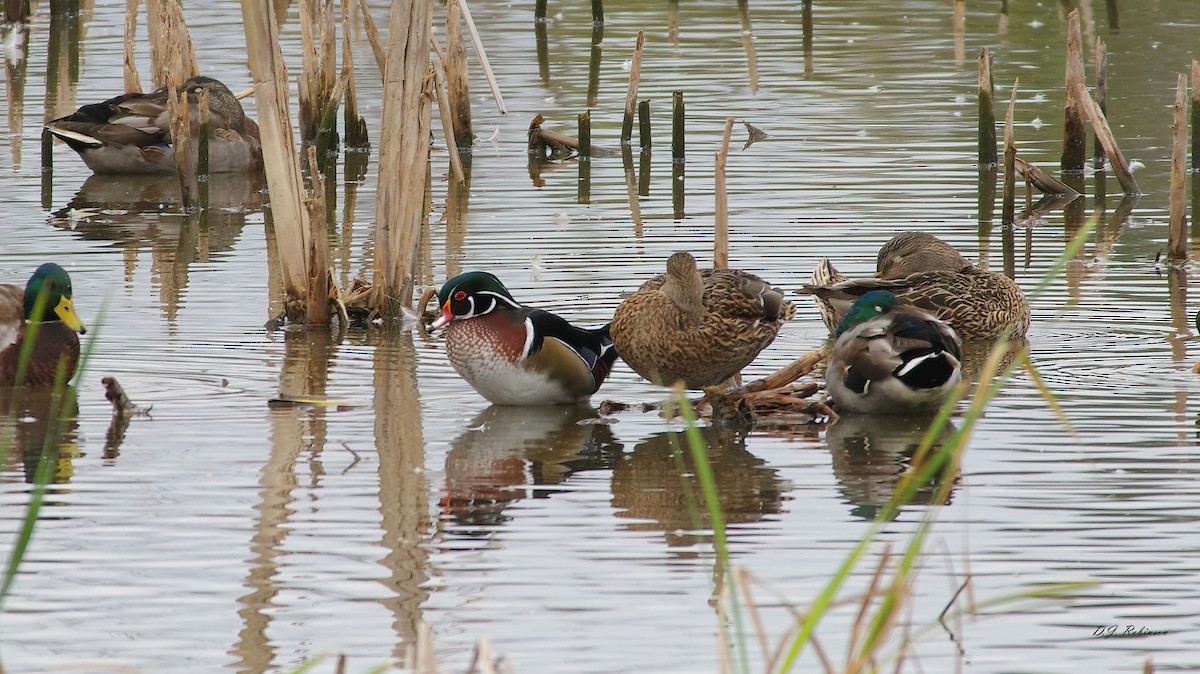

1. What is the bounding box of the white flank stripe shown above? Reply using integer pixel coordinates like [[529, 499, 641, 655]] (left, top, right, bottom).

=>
[[522, 317, 536, 360], [46, 127, 104, 147]]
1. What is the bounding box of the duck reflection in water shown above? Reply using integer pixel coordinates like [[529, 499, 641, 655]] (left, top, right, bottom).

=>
[[441, 405, 619, 533], [826, 414, 959, 521], [611, 425, 787, 550], [0, 386, 80, 484]]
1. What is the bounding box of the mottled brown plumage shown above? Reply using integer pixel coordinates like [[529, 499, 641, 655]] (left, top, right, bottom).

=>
[[610, 252, 795, 388], [804, 232, 1029, 340]]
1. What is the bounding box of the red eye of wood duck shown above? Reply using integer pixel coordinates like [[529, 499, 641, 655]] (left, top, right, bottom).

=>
[[430, 271, 619, 406]]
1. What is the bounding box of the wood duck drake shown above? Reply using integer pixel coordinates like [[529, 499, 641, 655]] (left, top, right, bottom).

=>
[[430, 271, 617, 406], [803, 232, 1030, 340], [0, 264, 87, 387], [827, 290, 962, 414], [610, 252, 795, 389], [46, 75, 263, 175]]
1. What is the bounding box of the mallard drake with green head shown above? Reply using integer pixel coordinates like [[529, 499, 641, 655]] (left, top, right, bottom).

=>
[[803, 232, 1029, 340], [46, 75, 262, 175], [0, 264, 87, 387], [827, 290, 962, 414], [610, 252, 795, 389], [431, 271, 617, 406]]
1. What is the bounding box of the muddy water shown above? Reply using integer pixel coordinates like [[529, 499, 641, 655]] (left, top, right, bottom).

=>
[[2, 0, 1200, 671]]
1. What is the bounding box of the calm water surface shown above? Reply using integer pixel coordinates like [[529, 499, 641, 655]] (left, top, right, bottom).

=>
[[2, 0, 1200, 672]]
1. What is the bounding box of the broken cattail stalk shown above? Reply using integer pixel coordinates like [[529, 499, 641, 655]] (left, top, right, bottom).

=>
[[621, 31, 645, 145], [40, 128, 52, 209], [535, 9, 549, 84], [306, 145, 331, 321], [978, 47, 996, 167], [578, 111, 591, 159], [1014, 157, 1079, 197], [197, 88, 210, 204], [1191, 60, 1199, 171], [431, 59, 465, 184], [591, 0, 603, 24], [638, 100, 651, 151], [1094, 38, 1108, 170], [1074, 83, 1140, 195], [1169, 73, 1187, 261], [241, 0, 319, 321], [672, 90, 684, 164], [534, 0, 546, 21], [638, 151, 650, 196], [371, 0, 434, 313], [358, 0, 386, 77], [952, 0, 965, 62], [168, 88, 198, 208], [342, 0, 368, 148], [586, 24, 603, 109], [1061, 10, 1086, 174], [1002, 80, 1018, 229], [123, 0, 142, 93], [714, 117, 734, 270], [456, 0, 506, 114], [738, 0, 759, 93], [445, 0, 473, 148]]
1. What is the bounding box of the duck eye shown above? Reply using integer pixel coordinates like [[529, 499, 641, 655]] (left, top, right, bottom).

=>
[[454, 290, 467, 301]]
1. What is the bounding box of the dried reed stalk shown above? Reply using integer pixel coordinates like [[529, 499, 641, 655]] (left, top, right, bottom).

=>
[[1061, 10, 1086, 173], [342, 0, 368, 148], [714, 117, 734, 269], [430, 45, 465, 183], [1192, 60, 1200, 171], [147, 0, 198, 89], [621, 31, 645, 144], [445, 0, 473, 147], [1094, 37, 1107, 170], [241, 0, 319, 322], [357, 0, 386, 76], [1074, 83, 1140, 194], [978, 47, 996, 167], [1169, 74, 1187, 261], [306, 145, 331, 318], [457, 0, 506, 114], [370, 0, 434, 313], [1002, 80, 1018, 228], [124, 0, 142, 93]]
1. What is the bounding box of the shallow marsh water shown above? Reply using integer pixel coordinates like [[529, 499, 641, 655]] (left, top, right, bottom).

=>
[[2, 0, 1200, 672]]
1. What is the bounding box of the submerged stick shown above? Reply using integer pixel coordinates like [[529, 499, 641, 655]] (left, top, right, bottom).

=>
[[1169, 74, 1187, 261], [714, 117, 734, 270], [672, 90, 685, 164], [1061, 10, 1086, 173], [621, 31, 645, 145], [1002, 80, 1018, 228], [978, 47, 996, 167], [457, 0, 506, 114], [1075, 83, 1140, 195]]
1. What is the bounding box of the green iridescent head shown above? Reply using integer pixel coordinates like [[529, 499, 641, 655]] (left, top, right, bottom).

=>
[[431, 271, 519, 330], [24, 263, 87, 334], [835, 290, 898, 336]]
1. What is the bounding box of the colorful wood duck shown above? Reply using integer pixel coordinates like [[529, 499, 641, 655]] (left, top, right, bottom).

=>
[[827, 290, 962, 414], [0, 264, 87, 387], [46, 75, 263, 175], [431, 271, 617, 405], [610, 252, 794, 389], [804, 232, 1030, 340]]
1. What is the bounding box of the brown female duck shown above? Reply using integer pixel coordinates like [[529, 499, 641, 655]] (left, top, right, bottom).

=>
[[610, 252, 794, 388]]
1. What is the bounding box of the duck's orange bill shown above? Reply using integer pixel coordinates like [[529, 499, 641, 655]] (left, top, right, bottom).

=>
[[430, 300, 454, 331]]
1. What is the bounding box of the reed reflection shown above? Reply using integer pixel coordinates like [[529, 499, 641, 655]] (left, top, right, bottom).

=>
[[233, 326, 336, 673], [611, 426, 786, 550], [442, 405, 618, 533], [3, 20, 29, 169], [826, 415, 957, 521]]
